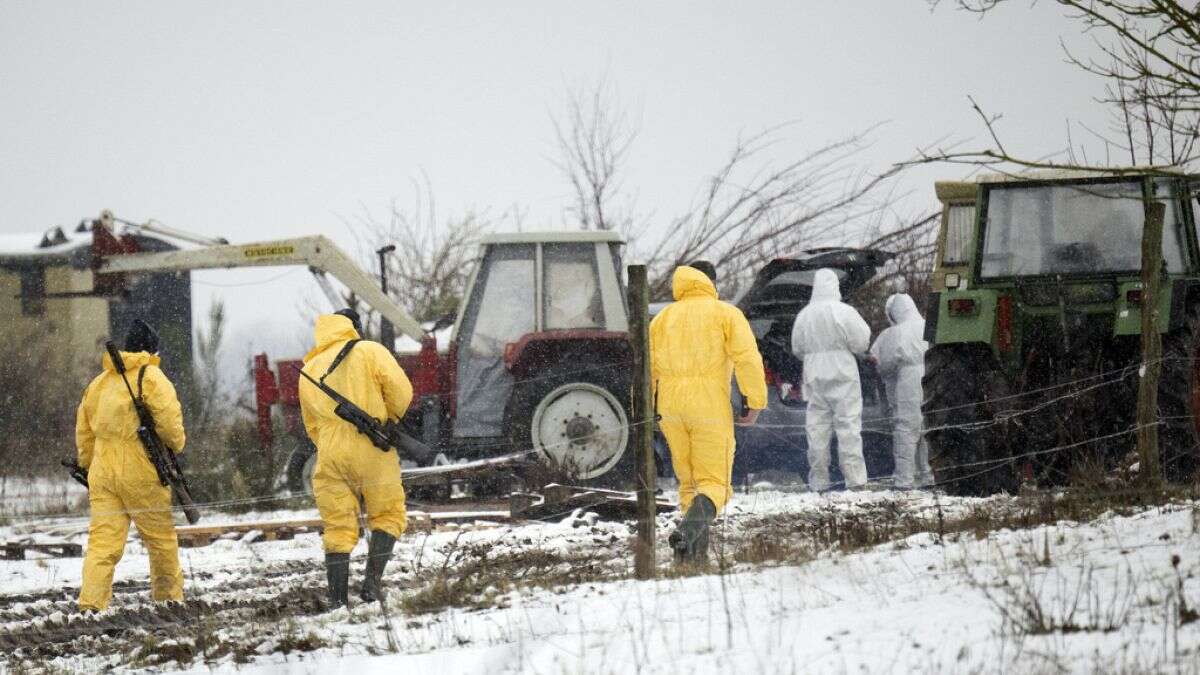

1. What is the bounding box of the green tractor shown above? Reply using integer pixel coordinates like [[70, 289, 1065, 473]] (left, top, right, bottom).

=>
[[923, 170, 1200, 495]]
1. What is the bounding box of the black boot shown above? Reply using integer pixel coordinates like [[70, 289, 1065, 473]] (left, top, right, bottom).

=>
[[325, 552, 350, 609], [669, 495, 716, 564], [361, 530, 396, 603]]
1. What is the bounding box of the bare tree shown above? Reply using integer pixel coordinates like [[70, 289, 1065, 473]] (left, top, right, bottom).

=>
[[552, 78, 639, 232], [923, 1, 1200, 171], [644, 126, 912, 300], [190, 298, 226, 434], [551, 81, 926, 301], [347, 177, 486, 327]]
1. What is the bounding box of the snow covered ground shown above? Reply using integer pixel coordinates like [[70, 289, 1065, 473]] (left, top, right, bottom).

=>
[[3, 488, 1199, 673]]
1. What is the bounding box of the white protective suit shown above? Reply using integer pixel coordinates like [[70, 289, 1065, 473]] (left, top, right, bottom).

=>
[[870, 293, 935, 489], [791, 268, 872, 491]]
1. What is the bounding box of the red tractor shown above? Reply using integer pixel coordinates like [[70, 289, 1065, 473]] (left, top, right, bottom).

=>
[[75, 215, 636, 494]]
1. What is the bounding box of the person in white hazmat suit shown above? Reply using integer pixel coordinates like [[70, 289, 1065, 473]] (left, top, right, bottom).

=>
[[791, 268, 872, 491], [869, 293, 935, 489]]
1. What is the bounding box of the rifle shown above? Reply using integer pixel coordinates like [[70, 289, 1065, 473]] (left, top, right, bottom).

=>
[[293, 365, 434, 465], [105, 341, 201, 524], [61, 459, 89, 489]]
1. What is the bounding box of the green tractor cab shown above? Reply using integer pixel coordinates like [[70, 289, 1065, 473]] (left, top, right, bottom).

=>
[[924, 170, 1200, 495]]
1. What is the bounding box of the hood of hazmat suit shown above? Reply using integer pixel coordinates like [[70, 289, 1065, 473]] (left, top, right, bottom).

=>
[[871, 293, 927, 378], [869, 293, 933, 488], [790, 268, 871, 384], [650, 266, 767, 514], [76, 349, 186, 610], [300, 314, 414, 553]]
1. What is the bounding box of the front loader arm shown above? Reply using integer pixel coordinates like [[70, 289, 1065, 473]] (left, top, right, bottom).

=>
[[98, 235, 426, 342]]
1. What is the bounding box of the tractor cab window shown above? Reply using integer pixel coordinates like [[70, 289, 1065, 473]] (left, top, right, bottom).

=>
[[543, 243, 604, 330], [454, 244, 535, 438], [943, 204, 974, 265], [980, 179, 1185, 278]]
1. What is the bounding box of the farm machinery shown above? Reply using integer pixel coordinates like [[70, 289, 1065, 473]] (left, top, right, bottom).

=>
[[923, 170, 1200, 495], [86, 213, 635, 494]]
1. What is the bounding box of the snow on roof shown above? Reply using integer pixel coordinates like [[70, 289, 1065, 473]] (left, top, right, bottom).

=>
[[0, 226, 94, 260], [481, 230, 625, 245]]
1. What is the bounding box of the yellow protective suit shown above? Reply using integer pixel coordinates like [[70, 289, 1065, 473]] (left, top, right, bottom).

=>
[[299, 315, 414, 553], [650, 267, 768, 513], [76, 351, 187, 611]]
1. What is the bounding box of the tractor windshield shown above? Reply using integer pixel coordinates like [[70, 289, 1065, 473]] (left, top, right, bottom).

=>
[[979, 179, 1186, 278]]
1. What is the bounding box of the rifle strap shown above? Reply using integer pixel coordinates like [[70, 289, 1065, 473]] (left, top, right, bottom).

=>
[[137, 365, 147, 401], [321, 339, 361, 384]]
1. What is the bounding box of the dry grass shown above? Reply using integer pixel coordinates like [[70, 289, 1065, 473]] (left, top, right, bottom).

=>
[[401, 541, 621, 615], [716, 484, 1200, 568]]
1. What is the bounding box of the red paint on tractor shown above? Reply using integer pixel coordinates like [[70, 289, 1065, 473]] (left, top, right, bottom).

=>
[[253, 354, 279, 449], [412, 335, 441, 397], [502, 330, 629, 373]]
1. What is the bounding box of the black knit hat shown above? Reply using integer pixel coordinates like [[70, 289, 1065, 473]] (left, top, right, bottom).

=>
[[124, 319, 160, 354], [688, 260, 717, 283], [334, 308, 363, 335]]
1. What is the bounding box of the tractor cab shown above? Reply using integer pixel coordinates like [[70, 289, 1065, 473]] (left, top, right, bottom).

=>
[[449, 232, 632, 482]]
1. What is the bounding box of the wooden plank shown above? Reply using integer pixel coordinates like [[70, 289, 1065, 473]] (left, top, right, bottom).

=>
[[0, 542, 85, 560], [171, 508, 512, 548]]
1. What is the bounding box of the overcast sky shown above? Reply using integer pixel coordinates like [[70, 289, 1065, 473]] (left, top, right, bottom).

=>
[[1, 1, 1112, 382]]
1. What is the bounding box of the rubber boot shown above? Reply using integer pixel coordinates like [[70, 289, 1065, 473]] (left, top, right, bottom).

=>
[[360, 530, 396, 604], [668, 495, 716, 564], [325, 552, 350, 610]]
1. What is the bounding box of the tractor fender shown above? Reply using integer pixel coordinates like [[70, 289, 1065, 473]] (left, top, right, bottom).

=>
[[504, 331, 630, 379]]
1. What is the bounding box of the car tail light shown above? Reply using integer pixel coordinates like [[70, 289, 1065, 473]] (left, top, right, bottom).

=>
[[763, 365, 778, 386], [996, 295, 1013, 353], [948, 298, 977, 316], [1127, 289, 1143, 305]]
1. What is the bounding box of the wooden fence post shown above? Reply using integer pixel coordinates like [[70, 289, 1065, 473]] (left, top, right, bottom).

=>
[[627, 264, 656, 579], [1137, 199, 1165, 492]]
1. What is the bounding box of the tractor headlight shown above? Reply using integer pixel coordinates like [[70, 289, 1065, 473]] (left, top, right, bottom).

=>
[[944, 272, 961, 289]]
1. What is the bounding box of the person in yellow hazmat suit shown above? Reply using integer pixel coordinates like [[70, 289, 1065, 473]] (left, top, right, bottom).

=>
[[650, 266, 767, 563], [77, 319, 186, 611], [299, 308, 413, 608]]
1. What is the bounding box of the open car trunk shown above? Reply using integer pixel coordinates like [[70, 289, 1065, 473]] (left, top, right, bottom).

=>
[[736, 248, 894, 388]]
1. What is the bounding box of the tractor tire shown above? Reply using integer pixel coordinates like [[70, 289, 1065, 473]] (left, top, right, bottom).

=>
[[923, 345, 1018, 496], [507, 361, 634, 489], [1158, 307, 1200, 482], [285, 442, 317, 497]]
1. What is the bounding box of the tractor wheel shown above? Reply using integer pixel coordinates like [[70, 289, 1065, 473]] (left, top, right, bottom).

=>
[[285, 442, 317, 497], [923, 345, 1018, 496], [1158, 306, 1200, 482], [508, 361, 634, 489]]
